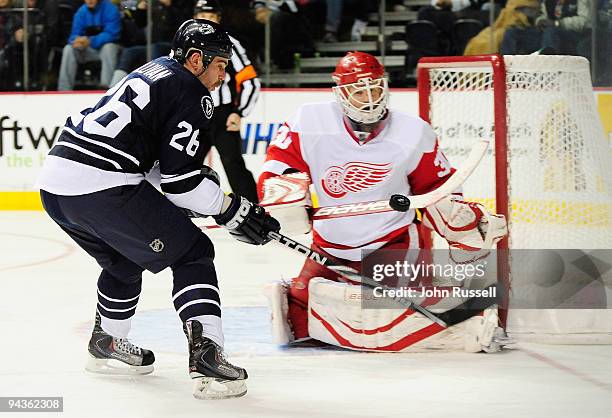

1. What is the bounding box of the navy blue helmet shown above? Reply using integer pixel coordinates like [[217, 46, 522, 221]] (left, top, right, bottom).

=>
[[194, 0, 223, 15], [171, 19, 232, 67]]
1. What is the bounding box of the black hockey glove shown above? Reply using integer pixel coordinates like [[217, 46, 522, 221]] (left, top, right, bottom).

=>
[[214, 194, 281, 245]]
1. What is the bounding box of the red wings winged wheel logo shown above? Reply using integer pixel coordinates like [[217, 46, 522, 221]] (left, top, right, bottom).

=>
[[321, 162, 393, 199]]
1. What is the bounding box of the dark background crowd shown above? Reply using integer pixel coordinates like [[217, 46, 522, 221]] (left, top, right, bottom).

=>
[[0, 0, 611, 91]]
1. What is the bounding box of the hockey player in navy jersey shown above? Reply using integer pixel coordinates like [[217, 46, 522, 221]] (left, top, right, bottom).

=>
[[37, 19, 280, 400]]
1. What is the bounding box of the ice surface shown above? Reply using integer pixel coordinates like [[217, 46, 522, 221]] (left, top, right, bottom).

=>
[[0, 212, 610, 418]]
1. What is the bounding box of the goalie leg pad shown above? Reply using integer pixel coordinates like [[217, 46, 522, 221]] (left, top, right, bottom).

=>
[[263, 282, 295, 344], [460, 307, 512, 353], [307, 278, 466, 352], [307, 279, 510, 352], [464, 308, 501, 353]]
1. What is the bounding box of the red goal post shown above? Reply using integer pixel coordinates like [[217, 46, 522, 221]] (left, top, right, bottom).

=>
[[417, 55, 511, 326], [416, 54, 612, 341], [418, 54, 510, 250]]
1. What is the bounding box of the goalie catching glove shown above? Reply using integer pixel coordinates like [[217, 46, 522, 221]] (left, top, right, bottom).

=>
[[214, 193, 281, 245], [422, 195, 507, 260]]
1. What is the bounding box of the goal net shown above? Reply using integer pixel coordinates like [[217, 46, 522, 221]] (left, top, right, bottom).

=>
[[417, 54, 612, 343]]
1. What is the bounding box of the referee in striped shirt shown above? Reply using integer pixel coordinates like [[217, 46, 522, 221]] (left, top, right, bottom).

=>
[[194, 0, 261, 202]]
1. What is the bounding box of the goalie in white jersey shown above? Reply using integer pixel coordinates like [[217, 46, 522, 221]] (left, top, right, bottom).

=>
[[258, 52, 508, 352]]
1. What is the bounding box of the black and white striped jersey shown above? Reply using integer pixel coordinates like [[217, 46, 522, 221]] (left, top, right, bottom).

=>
[[209, 35, 260, 116], [37, 56, 225, 216]]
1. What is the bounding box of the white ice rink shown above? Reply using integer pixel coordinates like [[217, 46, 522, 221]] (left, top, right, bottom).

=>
[[1, 211, 611, 418]]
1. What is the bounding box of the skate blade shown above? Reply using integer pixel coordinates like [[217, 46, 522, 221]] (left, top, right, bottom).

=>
[[85, 357, 154, 376], [192, 377, 247, 400]]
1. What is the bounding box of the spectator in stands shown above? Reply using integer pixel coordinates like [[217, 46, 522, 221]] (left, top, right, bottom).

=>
[[194, 0, 260, 202], [389, 0, 408, 12], [6, 0, 52, 90], [39, 0, 61, 50], [417, 0, 502, 41], [213, 0, 261, 60], [57, 0, 120, 90], [0, 0, 10, 42], [252, 0, 314, 69], [463, 0, 539, 54], [499, 0, 593, 55], [597, 0, 612, 84], [302, 0, 369, 43], [403, 0, 503, 75], [109, 0, 190, 86], [0, 0, 14, 89], [1, 0, 48, 89]]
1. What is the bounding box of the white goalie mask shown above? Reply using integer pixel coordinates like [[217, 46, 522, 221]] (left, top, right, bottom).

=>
[[331, 52, 389, 124]]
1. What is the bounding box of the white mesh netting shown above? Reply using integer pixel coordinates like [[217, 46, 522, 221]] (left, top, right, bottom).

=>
[[423, 55, 612, 342]]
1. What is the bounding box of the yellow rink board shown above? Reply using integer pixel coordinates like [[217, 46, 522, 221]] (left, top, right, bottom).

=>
[[0, 192, 43, 210]]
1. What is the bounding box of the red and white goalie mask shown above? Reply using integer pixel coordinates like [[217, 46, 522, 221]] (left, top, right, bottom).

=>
[[331, 51, 389, 124]]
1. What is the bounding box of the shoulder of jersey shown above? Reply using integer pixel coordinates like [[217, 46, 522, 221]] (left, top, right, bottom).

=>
[[388, 108, 427, 125], [291, 101, 343, 134], [386, 108, 436, 148], [388, 109, 432, 133]]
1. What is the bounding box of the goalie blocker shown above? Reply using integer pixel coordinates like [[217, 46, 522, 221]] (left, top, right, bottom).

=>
[[259, 172, 312, 236]]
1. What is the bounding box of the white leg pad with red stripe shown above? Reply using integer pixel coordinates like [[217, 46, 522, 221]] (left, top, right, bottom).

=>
[[307, 277, 501, 352], [263, 282, 295, 344]]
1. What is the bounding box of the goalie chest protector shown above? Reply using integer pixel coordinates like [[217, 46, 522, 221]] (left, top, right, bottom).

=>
[[284, 101, 443, 257]]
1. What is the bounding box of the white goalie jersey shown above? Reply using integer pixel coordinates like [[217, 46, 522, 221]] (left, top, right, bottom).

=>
[[258, 101, 456, 260]]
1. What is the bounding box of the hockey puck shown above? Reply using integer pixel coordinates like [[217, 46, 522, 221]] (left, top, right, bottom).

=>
[[389, 194, 411, 212]]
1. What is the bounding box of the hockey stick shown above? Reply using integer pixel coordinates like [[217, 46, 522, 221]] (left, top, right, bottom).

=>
[[311, 139, 489, 221], [266, 230, 499, 327]]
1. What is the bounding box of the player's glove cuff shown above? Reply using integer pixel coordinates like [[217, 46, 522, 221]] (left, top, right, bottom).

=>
[[214, 194, 281, 245]]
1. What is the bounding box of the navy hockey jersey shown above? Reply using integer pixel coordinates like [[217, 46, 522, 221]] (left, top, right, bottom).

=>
[[37, 57, 225, 216]]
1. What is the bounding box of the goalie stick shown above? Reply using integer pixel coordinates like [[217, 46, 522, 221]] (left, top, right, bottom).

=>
[[266, 230, 499, 328], [311, 139, 489, 221]]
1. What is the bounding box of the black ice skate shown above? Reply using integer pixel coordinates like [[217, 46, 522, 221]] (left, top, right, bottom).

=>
[[85, 312, 155, 375], [183, 320, 248, 400]]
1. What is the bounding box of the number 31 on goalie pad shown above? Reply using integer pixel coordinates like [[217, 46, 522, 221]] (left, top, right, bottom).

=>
[[265, 278, 503, 352]]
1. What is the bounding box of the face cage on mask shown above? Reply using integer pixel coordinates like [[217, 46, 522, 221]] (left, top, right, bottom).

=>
[[332, 78, 389, 124]]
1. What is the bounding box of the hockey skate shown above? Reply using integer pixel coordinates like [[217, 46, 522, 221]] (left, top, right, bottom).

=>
[[85, 312, 155, 375], [183, 320, 248, 400]]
